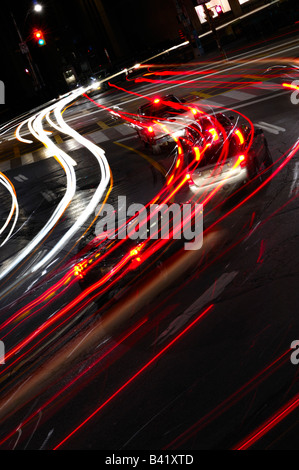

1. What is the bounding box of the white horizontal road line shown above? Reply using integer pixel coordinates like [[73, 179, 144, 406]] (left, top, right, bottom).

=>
[[254, 121, 286, 134], [115, 124, 135, 136], [258, 121, 286, 132], [86, 130, 109, 143], [222, 90, 254, 101], [199, 99, 224, 108], [231, 90, 290, 110]]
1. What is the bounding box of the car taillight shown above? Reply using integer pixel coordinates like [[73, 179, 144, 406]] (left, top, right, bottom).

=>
[[148, 126, 154, 133], [208, 128, 220, 142], [238, 154, 246, 167], [234, 129, 245, 145]]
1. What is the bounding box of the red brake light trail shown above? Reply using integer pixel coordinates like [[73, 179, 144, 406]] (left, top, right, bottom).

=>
[[53, 304, 214, 449]]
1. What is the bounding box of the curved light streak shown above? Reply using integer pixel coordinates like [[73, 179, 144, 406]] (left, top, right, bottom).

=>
[[0, 173, 19, 246]]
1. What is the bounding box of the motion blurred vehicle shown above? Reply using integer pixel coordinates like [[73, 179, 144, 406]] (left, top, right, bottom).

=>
[[181, 112, 272, 193], [133, 94, 196, 154]]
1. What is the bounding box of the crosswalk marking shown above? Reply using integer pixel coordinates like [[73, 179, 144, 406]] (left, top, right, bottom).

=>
[[199, 99, 223, 108], [254, 121, 286, 134], [14, 174, 28, 182], [222, 89, 254, 101], [86, 130, 109, 143], [115, 124, 135, 136]]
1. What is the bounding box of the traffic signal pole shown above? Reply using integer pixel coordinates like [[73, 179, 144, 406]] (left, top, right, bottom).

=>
[[10, 11, 42, 90]]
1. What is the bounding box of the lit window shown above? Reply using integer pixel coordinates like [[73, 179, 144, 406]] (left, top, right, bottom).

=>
[[239, 0, 250, 4], [195, 0, 231, 23]]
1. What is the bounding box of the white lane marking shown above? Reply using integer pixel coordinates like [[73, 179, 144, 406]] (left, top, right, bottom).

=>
[[254, 121, 286, 134], [223, 90, 254, 101], [21, 153, 34, 165], [87, 130, 109, 143], [41, 190, 56, 202], [258, 122, 286, 132], [289, 161, 299, 197], [152, 271, 238, 346], [14, 175, 28, 182], [232, 90, 290, 110], [115, 124, 135, 136], [199, 99, 224, 108]]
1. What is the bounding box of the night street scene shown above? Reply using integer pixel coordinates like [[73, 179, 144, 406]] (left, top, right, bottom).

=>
[[0, 0, 299, 454]]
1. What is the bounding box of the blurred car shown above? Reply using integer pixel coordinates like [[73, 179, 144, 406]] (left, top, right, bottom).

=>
[[181, 112, 272, 193], [133, 94, 196, 154]]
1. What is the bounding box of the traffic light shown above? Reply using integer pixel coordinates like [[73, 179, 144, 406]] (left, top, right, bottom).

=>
[[33, 30, 46, 46], [215, 5, 224, 16]]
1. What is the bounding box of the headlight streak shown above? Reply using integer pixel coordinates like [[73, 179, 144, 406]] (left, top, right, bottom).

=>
[[0, 173, 19, 246], [0, 86, 111, 284], [0, 106, 77, 283], [30, 93, 111, 274], [15, 120, 33, 145]]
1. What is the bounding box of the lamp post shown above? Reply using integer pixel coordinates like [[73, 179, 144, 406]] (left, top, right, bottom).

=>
[[10, 2, 43, 91]]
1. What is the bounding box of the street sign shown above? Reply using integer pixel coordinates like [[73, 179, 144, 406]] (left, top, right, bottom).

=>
[[19, 42, 29, 54]]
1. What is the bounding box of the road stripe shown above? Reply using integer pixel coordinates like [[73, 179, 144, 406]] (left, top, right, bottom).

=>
[[199, 99, 224, 108], [254, 121, 286, 134], [87, 130, 109, 143], [97, 120, 109, 129], [222, 90, 254, 101], [115, 124, 135, 136], [54, 134, 64, 144]]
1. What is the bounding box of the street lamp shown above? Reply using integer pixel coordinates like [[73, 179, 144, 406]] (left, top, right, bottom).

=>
[[33, 3, 43, 13]]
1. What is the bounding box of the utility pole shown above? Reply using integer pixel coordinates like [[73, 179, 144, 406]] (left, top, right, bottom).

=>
[[10, 10, 42, 90]]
